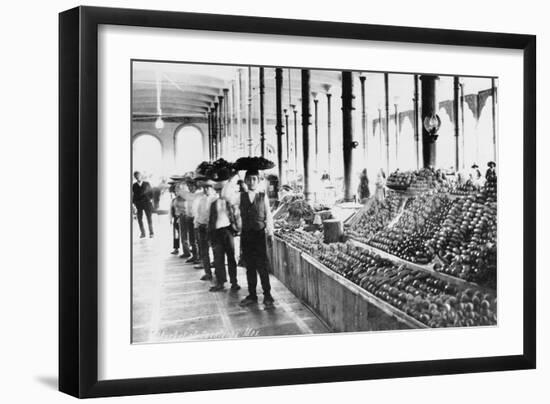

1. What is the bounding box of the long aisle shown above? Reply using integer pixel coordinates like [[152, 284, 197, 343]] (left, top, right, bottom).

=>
[[132, 213, 329, 343]]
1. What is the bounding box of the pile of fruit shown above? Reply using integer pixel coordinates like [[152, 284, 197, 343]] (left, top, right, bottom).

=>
[[346, 193, 406, 243], [386, 168, 451, 194], [314, 242, 497, 327], [426, 184, 497, 289], [368, 193, 453, 264], [450, 181, 478, 196], [274, 228, 322, 255], [386, 171, 415, 190]]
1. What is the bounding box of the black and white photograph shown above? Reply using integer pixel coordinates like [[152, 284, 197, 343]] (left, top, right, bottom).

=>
[[131, 60, 498, 344]]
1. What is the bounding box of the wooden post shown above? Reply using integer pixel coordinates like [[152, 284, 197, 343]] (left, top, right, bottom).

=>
[[413, 75, 420, 170], [341, 71, 354, 202], [275, 68, 284, 184], [420, 75, 439, 168], [301, 70, 312, 202], [259, 67, 265, 157], [453, 76, 460, 170]]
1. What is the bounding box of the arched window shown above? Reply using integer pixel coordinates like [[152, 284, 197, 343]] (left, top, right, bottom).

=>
[[175, 126, 204, 174], [132, 133, 163, 182]]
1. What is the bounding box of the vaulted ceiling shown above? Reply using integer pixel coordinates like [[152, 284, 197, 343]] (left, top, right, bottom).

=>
[[132, 61, 495, 123], [132, 61, 343, 122]]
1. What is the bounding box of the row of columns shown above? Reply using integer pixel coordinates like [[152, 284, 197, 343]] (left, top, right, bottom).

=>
[[206, 70, 497, 202]]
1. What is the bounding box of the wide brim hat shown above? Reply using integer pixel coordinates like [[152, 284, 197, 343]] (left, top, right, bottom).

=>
[[471, 164, 479, 169], [234, 156, 275, 171], [170, 175, 186, 181], [487, 161, 496, 168]]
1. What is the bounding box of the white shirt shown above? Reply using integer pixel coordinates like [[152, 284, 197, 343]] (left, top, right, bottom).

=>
[[214, 198, 231, 229]]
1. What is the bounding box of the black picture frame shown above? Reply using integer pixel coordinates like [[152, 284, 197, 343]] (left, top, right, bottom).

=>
[[59, 5, 536, 398]]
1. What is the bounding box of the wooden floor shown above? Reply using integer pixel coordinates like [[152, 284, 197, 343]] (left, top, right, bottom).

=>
[[132, 214, 330, 343]]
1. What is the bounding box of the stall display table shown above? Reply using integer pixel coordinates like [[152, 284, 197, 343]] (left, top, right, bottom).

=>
[[271, 236, 427, 332]]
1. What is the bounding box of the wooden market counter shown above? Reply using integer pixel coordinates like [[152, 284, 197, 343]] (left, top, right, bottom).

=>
[[270, 237, 427, 332]]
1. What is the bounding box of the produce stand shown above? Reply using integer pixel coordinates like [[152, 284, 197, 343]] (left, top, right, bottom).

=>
[[271, 236, 427, 332], [348, 239, 495, 295]]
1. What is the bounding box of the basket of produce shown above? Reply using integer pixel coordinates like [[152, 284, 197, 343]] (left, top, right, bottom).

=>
[[234, 156, 275, 171], [195, 161, 214, 178], [209, 158, 237, 181], [288, 199, 315, 223]]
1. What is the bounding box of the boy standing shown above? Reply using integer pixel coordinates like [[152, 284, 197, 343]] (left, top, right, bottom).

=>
[[238, 170, 275, 308]]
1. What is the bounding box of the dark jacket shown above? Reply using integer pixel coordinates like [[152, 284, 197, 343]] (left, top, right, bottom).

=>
[[132, 181, 153, 206], [240, 192, 267, 232]]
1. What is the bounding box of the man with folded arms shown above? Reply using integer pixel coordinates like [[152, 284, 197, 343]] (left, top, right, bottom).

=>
[[208, 181, 241, 292]]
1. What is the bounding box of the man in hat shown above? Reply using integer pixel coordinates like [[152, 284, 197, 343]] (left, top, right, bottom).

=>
[[194, 180, 217, 281], [173, 182, 192, 257], [237, 169, 275, 308], [132, 171, 154, 238], [181, 178, 199, 263], [208, 180, 241, 292], [169, 181, 181, 254], [486, 161, 497, 182]]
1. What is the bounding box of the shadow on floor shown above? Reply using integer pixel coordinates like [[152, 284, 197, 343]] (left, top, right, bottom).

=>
[[35, 375, 58, 390]]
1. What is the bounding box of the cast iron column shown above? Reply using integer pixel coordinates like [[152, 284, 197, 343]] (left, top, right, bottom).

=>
[[384, 73, 390, 174], [326, 92, 332, 176], [453, 76, 460, 170], [218, 94, 224, 158], [341, 71, 354, 202], [313, 93, 319, 172], [223, 88, 229, 158], [247, 66, 252, 156], [238, 69, 243, 154], [207, 110, 212, 161], [301, 70, 312, 201], [259, 67, 266, 157], [275, 68, 284, 183], [460, 83, 465, 169], [293, 105, 298, 172], [360, 75, 367, 161], [213, 102, 219, 159], [420, 75, 440, 168], [413, 75, 420, 169], [491, 78, 497, 161], [284, 109, 289, 166]]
